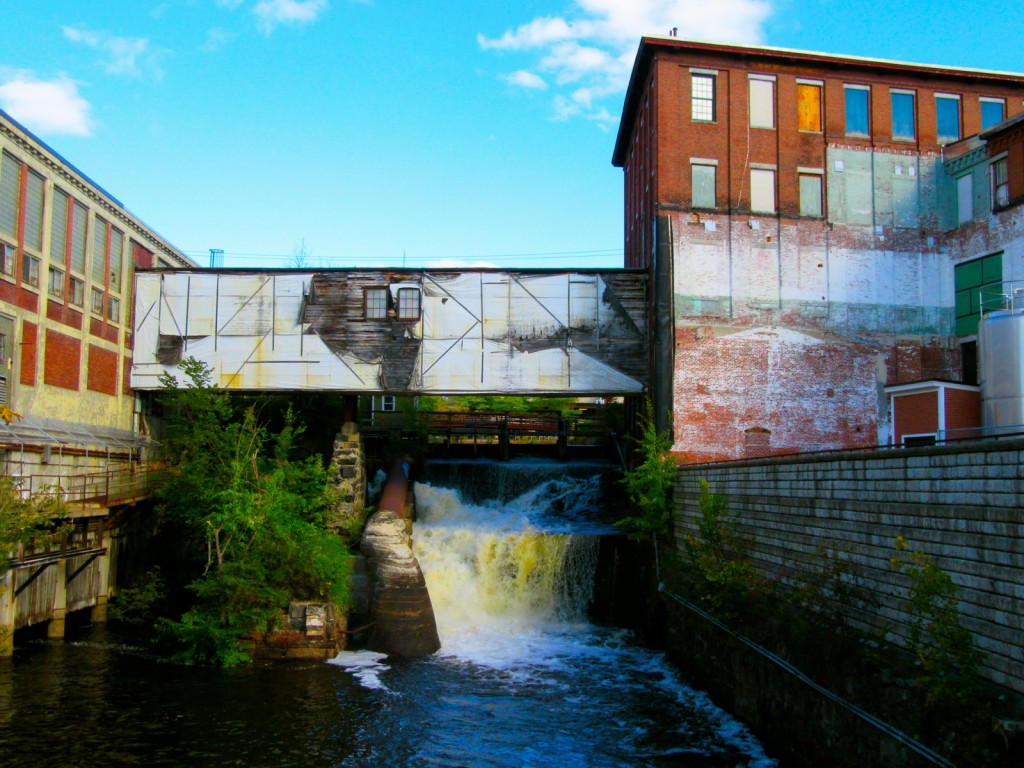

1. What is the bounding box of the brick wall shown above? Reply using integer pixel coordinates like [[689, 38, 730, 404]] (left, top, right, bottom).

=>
[[892, 391, 937, 442], [673, 439, 1024, 695], [43, 329, 80, 390], [86, 344, 118, 396]]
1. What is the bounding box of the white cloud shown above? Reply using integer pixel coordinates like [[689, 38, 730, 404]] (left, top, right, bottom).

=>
[[504, 70, 548, 90], [479, 0, 773, 124], [253, 0, 329, 35], [63, 26, 155, 77], [0, 73, 93, 136], [202, 27, 234, 52]]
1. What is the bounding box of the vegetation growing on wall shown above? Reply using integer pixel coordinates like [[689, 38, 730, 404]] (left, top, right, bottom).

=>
[[890, 536, 985, 712], [617, 402, 676, 538], [152, 358, 350, 665]]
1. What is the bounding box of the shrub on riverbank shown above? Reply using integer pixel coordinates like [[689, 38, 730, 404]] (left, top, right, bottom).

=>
[[151, 358, 350, 665]]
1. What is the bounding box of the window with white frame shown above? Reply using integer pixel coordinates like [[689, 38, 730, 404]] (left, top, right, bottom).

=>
[[750, 168, 776, 213], [844, 85, 870, 136], [381, 395, 396, 412], [69, 276, 84, 307], [0, 241, 14, 277], [365, 287, 388, 319], [891, 90, 916, 141], [980, 97, 1006, 131], [91, 286, 104, 315], [935, 94, 960, 144], [396, 287, 421, 320], [21, 254, 39, 287], [992, 156, 1009, 208], [748, 76, 775, 129], [690, 160, 716, 209], [691, 72, 716, 122], [107, 295, 120, 324], [48, 266, 65, 299]]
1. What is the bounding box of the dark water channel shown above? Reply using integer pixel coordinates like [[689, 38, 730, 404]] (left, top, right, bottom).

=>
[[0, 462, 777, 768]]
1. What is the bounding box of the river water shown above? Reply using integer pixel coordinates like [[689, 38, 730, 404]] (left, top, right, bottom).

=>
[[0, 463, 777, 768]]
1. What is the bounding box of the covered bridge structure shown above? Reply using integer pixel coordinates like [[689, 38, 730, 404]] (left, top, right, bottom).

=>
[[131, 268, 649, 396]]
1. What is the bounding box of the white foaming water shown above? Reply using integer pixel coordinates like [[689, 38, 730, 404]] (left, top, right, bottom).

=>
[[412, 476, 775, 766]]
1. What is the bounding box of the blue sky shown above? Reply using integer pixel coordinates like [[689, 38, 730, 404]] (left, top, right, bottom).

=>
[[2, 1, 1023, 269]]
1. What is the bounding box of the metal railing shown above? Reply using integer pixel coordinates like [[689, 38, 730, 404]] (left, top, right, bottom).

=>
[[9, 463, 163, 508]]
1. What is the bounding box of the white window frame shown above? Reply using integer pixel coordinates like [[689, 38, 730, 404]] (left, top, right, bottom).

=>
[[980, 97, 1006, 131], [890, 89, 917, 142], [935, 93, 961, 144], [690, 69, 717, 123], [844, 84, 871, 137]]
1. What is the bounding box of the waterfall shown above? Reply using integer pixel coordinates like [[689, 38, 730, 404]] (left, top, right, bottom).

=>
[[412, 467, 613, 653]]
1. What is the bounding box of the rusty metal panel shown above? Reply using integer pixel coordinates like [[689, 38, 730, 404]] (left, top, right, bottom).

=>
[[132, 269, 647, 394]]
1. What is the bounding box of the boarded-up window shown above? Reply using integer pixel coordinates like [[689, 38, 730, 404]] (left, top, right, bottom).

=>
[[749, 78, 774, 129], [0, 152, 20, 239], [797, 83, 822, 132], [24, 170, 44, 252], [799, 173, 823, 217], [956, 174, 973, 225], [955, 252, 1002, 336], [750, 169, 775, 213], [691, 162, 716, 208]]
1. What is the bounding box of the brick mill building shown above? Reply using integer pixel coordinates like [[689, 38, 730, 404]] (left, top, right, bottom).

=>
[[613, 36, 1024, 461]]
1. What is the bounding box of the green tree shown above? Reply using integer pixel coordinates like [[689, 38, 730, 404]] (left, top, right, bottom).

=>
[[154, 358, 349, 665]]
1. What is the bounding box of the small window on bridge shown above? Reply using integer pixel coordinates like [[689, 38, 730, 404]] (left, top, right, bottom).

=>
[[396, 287, 421, 320], [365, 287, 388, 319]]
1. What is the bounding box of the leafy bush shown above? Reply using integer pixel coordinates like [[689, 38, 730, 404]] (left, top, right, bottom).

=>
[[154, 358, 350, 665], [617, 402, 676, 538], [890, 536, 985, 710], [682, 479, 763, 619]]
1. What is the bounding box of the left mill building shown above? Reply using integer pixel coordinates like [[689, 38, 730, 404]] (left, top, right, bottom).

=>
[[0, 108, 196, 653]]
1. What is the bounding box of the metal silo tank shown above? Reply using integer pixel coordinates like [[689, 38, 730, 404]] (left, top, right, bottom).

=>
[[979, 309, 1024, 434]]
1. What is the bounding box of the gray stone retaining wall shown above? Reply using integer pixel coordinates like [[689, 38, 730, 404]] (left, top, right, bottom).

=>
[[673, 439, 1024, 696]]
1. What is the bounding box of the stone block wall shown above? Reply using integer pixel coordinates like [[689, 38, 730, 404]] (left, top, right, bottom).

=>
[[326, 422, 366, 535], [673, 439, 1024, 696]]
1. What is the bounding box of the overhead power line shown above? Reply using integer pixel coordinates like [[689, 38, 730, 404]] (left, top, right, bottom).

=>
[[180, 247, 624, 265]]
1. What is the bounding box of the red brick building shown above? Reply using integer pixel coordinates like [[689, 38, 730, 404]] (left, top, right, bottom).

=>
[[612, 37, 1024, 461]]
